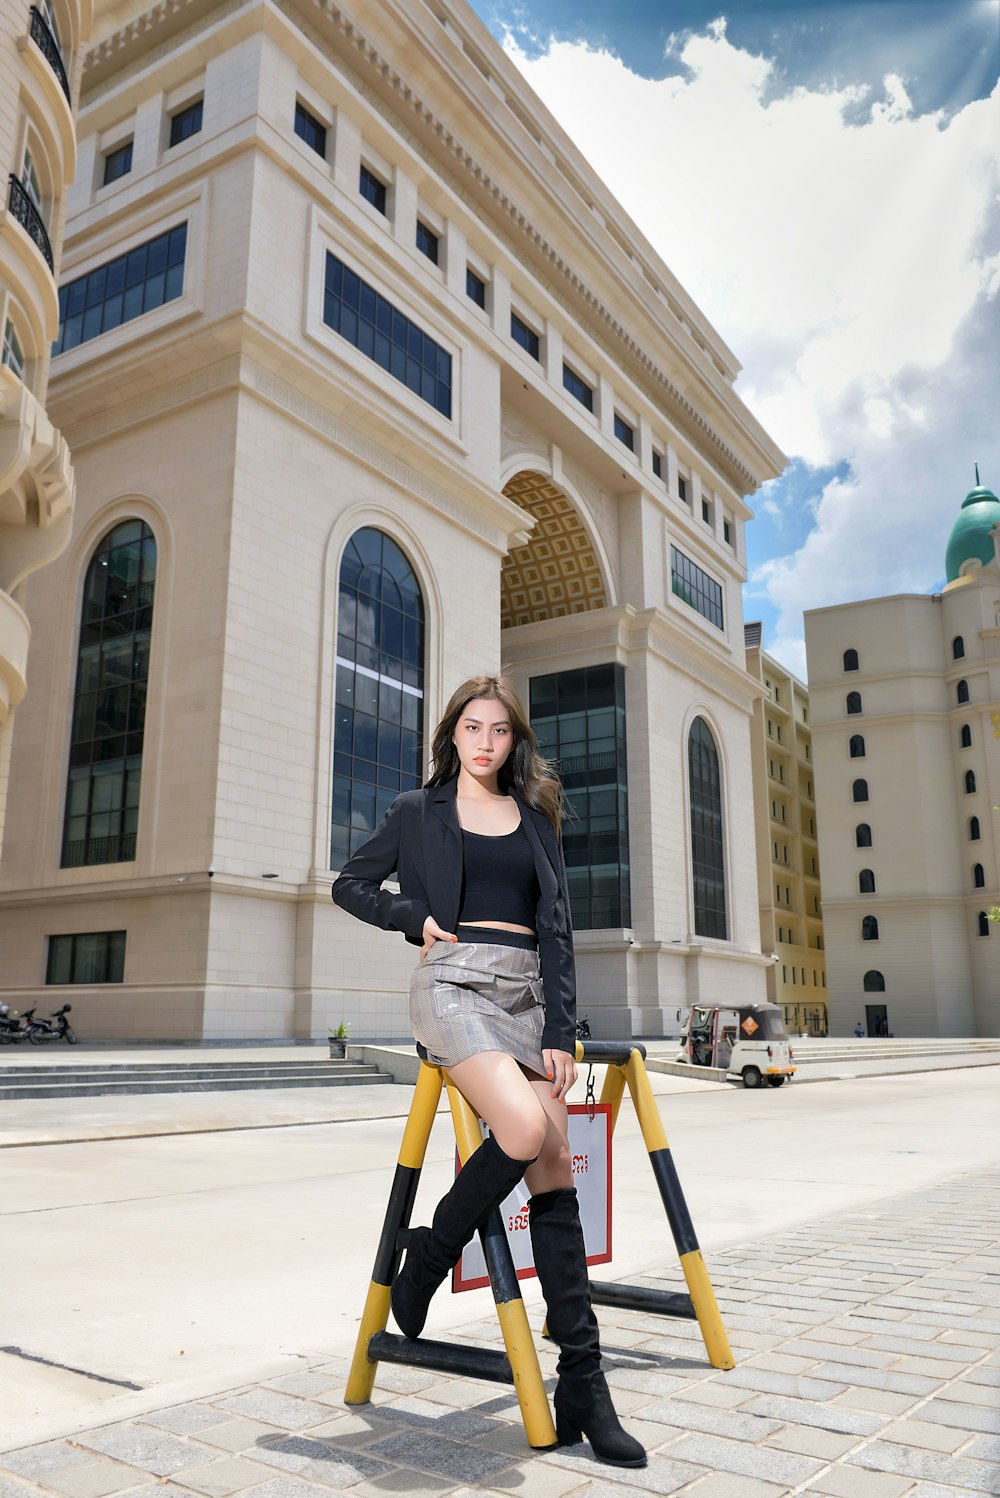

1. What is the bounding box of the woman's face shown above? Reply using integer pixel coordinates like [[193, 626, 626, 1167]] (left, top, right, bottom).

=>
[[453, 696, 516, 783]]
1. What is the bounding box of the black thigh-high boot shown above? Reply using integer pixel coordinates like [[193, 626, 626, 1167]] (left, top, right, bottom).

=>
[[391, 1134, 534, 1340], [529, 1187, 646, 1468]]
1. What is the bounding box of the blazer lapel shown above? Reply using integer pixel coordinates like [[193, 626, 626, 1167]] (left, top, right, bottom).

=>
[[428, 779, 463, 931], [511, 788, 563, 932]]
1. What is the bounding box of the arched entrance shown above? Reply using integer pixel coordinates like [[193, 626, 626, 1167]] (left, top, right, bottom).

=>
[[500, 471, 608, 626]]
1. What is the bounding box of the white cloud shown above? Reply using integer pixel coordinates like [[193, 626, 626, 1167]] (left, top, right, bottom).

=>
[[504, 25, 1000, 673]]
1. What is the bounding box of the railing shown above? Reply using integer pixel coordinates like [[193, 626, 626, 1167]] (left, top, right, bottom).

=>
[[7, 175, 53, 271], [63, 831, 137, 867], [29, 7, 70, 103]]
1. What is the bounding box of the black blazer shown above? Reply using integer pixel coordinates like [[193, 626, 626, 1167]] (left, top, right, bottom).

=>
[[331, 777, 577, 1054]]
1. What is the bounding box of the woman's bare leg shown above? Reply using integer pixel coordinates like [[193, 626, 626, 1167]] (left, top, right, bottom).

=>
[[523, 1075, 574, 1196], [445, 1051, 549, 1161]]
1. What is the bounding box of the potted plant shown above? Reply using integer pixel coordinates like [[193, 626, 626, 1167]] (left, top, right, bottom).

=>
[[329, 1021, 350, 1059]]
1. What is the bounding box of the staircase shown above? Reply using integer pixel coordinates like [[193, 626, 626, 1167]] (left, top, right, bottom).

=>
[[0, 1057, 391, 1101]]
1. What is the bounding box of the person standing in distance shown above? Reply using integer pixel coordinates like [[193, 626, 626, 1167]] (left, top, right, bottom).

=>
[[332, 672, 645, 1468]]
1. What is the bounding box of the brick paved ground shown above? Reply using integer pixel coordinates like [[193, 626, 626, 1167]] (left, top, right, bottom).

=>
[[2, 1167, 998, 1498]]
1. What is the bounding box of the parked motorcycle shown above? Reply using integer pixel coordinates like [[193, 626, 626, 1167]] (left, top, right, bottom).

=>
[[0, 1003, 31, 1043], [26, 1004, 76, 1045]]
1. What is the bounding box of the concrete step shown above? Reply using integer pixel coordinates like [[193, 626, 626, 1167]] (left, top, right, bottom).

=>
[[0, 1061, 355, 1078], [0, 1064, 390, 1100]]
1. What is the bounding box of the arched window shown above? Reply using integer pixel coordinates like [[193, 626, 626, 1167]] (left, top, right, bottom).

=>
[[979, 911, 991, 936], [952, 636, 965, 659], [688, 716, 727, 939], [856, 823, 872, 848], [973, 864, 985, 889], [62, 520, 156, 867], [965, 769, 977, 794], [332, 528, 425, 868], [970, 817, 981, 841], [960, 724, 972, 749], [852, 779, 869, 803], [843, 648, 859, 671], [863, 970, 885, 992], [861, 915, 879, 941], [957, 679, 969, 704], [859, 869, 876, 894], [846, 691, 862, 715], [849, 734, 866, 759]]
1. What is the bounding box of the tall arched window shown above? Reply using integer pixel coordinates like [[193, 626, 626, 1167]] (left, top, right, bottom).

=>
[[978, 911, 990, 937], [863, 970, 885, 992], [965, 770, 977, 794], [970, 817, 981, 841], [846, 691, 862, 715], [332, 528, 425, 868], [957, 679, 969, 704], [973, 864, 985, 888], [952, 636, 965, 659], [843, 648, 859, 671], [859, 869, 876, 894], [861, 915, 879, 941], [62, 520, 156, 867], [849, 734, 866, 759], [852, 779, 869, 803], [960, 724, 972, 748], [856, 823, 872, 848], [688, 716, 727, 939]]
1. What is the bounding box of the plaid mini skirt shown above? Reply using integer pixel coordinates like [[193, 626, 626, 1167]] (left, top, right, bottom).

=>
[[409, 929, 547, 1075]]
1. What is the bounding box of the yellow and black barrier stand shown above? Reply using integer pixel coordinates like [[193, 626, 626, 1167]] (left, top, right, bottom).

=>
[[345, 1057, 557, 1449], [581, 1039, 734, 1371]]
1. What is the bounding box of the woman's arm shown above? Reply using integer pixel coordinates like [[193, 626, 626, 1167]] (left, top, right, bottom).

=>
[[331, 797, 432, 942]]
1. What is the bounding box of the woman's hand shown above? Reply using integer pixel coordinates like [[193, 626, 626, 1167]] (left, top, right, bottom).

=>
[[420, 915, 457, 961], [543, 1047, 577, 1102]]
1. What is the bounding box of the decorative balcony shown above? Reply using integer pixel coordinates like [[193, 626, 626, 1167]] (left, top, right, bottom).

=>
[[29, 6, 70, 103], [7, 175, 53, 272]]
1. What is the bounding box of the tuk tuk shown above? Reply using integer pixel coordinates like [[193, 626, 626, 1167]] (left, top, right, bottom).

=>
[[677, 1002, 796, 1089]]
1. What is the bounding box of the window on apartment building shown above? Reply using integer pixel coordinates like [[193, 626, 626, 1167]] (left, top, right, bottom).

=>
[[294, 101, 327, 158], [332, 528, 424, 869], [970, 816, 981, 840], [670, 546, 724, 630], [767, 720, 773, 738], [359, 164, 387, 214], [965, 769, 977, 794], [102, 140, 133, 186], [415, 220, 439, 265], [62, 520, 156, 868], [957, 679, 970, 704], [701, 498, 711, 524], [861, 915, 879, 941], [652, 450, 663, 480], [805, 743, 811, 760], [960, 724, 972, 748], [843, 648, 859, 671], [168, 99, 203, 147], [563, 363, 594, 411], [47, 931, 126, 984], [952, 635, 965, 659], [2, 319, 25, 379], [849, 734, 866, 758], [859, 869, 876, 894], [973, 863, 985, 888], [677, 475, 688, 504], [613, 414, 634, 451], [978, 911, 991, 937], [775, 884, 781, 904], [854, 821, 872, 847], [863, 970, 885, 992], [466, 267, 486, 307], [723, 519, 732, 546], [530, 665, 631, 930], [55, 223, 187, 354], [689, 716, 727, 939], [22, 149, 43, 214], [782, 965, 787, 983], [846, 691, 863, 715], [791, 967, 797, 985], [324, 254, 452, 418], [777, 926, 784, 942], [510, 311, 540, 360], [852, 779, 869, 803]]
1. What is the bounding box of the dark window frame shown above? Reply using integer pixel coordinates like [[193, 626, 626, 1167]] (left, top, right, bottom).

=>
[[102, 140, 133, 186], [852, 778, 869, 803], [563, 363, 594, 411], [294, 100, 327, 158], [953, 635, 965, 660], [861, 915, 879, 941], [46, 930, 126, 984], [856, 823, 872, 848], [960, 723, 972, 748], [613, 413, 634, 451], [415, 220, 439, 265], [689, 716, 728, 940], [849, 734, 866, 759], [55, 223, 187, 355], [859, 868, 876, 894], [957, 678, 970, 704], [670, 545, 724, 631], [843, 648, 859, 671], [465, 266, 486, 308], [510, 311, 540, 360], [168, 99, 203, 148], [978, 911, 990, 937], [846, 690, 863, 715], [359, 164, 387, 214]]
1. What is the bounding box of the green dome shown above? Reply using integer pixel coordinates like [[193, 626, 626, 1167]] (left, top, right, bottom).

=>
[[945, 480, 1000, 583]]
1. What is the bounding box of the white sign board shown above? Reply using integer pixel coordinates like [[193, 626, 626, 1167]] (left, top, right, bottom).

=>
[[453, 1103, 612, 1292]]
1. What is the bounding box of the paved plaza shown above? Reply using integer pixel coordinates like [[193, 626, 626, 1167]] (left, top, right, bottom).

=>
[[1, 1061, 998, 1496]]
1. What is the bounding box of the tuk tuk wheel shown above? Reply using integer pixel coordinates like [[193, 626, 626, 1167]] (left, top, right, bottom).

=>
[[742, 1066, 762, 1089], [767, 1075, 785, 1088]]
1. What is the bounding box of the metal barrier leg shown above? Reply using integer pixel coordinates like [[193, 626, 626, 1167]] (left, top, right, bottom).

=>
[[446, 1080, 557, 1450], [623, 1050, 734, 1370], [345, 1062, 444, 1404]]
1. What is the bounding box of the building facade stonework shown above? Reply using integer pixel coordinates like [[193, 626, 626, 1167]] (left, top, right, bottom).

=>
[[0, 0, 785, 1040], [804, 479, 1000, 1038]]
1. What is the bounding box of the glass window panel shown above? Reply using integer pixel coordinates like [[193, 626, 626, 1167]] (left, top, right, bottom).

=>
[[354, 673, 378, 717], [107, 932, 126, 982], [47, 937, 73, 985], [73, 933, 108, 983], [379, 679, 401, 724], [143, 271, 166, 311], [353, 713, 377, 760], [350, 784, 375, 831], [378, 721, 401, 769]]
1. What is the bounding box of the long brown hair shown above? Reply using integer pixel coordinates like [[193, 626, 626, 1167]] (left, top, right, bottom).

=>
[[426, 673, 564, 832]]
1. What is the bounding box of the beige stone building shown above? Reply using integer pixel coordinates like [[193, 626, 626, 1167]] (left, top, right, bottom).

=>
[[0, 0, 785, 1040], [744, 623, 827, 1034], [1, 0, 92, 855], [804, 477, 1000, 1038]]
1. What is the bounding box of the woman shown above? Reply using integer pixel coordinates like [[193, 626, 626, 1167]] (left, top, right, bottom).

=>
[[332, 673, 645, 1468]]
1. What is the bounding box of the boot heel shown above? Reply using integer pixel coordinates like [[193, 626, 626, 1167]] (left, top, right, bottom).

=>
[[555, 1411, 583, 1447]]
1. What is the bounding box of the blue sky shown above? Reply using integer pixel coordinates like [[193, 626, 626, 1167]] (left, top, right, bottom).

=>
[[468, 1, 1000, 677]]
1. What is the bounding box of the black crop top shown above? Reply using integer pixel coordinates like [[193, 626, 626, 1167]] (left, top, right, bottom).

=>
[[458, 821, 541, 929]]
